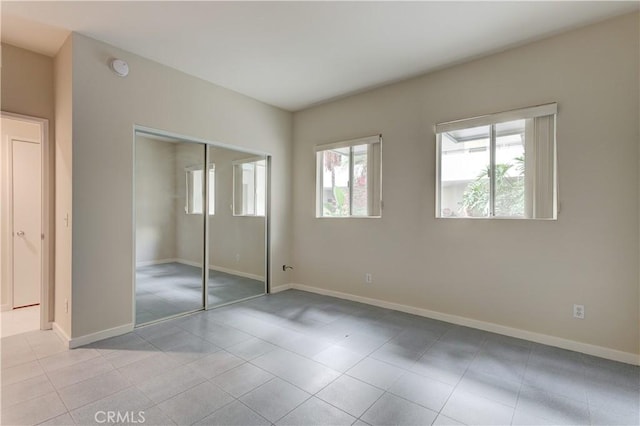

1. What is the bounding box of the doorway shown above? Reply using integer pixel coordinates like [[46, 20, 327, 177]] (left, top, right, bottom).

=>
[[134, 128, 269, 326], [1, 112, 51, 337]]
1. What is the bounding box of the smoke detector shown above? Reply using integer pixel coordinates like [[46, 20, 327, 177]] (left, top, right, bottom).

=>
[[110, 59, 129, 77]]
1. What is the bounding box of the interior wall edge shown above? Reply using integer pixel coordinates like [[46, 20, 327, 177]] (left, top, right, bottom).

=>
[[51, 321, 71, 346], [289, 284, 640, 366]]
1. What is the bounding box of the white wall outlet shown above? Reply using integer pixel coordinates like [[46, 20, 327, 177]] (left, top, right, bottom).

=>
[[365, 273, 372, 284], [65, 299, 69, 313], [573, 304, 584, 319], [235, 253, 240, 263]]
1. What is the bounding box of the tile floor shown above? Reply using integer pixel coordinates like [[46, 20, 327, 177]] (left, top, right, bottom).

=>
[[1, 305, 40, 338], [1, 289, 638, 425], [136, 262, 265, 324]]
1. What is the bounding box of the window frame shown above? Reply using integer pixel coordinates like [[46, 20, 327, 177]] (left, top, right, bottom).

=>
[[185, 163, 215, 215], [315, 134, 382, 219], [232, 156, 267, 217], [435, 103, 558, 220]]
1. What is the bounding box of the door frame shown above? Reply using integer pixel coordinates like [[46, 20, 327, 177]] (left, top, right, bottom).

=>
[[132, 125, 272, 327], [1, 111, 51, 331]]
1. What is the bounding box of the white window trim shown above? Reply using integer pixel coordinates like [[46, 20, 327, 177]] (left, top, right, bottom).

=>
[[314, 135, 381, 153], [232, 157, 266, 217], [435, 103, 558, 220], [185, 163, 215, 215], [435, 103, 557, 133], [315, 134, 382, 219]]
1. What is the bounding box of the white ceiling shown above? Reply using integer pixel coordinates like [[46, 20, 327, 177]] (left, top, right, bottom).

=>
[[2, 1, 637, 111]]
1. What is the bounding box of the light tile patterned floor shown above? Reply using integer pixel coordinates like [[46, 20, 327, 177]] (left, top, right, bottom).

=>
[[1, 305, 40, 338], [1, 289, 638, 425]]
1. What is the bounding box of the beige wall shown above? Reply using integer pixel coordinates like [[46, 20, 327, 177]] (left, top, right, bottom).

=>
[[70, 33, 292, 339], [53, 36, 73, 337], [1, 43, 54, 121], [292, 13, 639, 355], [1, 43, 55, 322]]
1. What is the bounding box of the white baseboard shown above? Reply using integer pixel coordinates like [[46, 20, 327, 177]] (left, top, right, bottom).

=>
[[270, 284, 292, 293], [52, 322, 71, 345], [288, 283, 640, 366], [210, 264, 264, 282], [174, 258, 265, 281], [136, 258, 177, 267], [67, 323, 134, 349], [1, 304, 11, 312]]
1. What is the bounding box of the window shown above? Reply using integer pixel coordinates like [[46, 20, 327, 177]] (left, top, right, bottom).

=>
[[436, 103, 557, 219], [186, 164, 215, 215], [233, 157, 266, 216], [316, 135, 382, 218]]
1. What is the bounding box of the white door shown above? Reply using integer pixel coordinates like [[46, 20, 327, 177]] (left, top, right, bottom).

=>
[[12, 139, 41, 308]]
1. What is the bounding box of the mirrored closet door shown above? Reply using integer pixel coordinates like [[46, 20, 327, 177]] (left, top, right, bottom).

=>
[[207, 148, 267, 308], [134, 130, 267, 326]]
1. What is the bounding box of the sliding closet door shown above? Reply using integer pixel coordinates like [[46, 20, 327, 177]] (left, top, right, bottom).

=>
[[207, 147, 267, 307], [134, 133, 205, 325]]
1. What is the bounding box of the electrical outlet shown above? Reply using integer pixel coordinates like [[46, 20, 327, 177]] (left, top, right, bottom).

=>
[[573, 304, 584, 319], [65, 299, 69, 313], [235, 253, 240, 263], [365, 273, 372, 284]]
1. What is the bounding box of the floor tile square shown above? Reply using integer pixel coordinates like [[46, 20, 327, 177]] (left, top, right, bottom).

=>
[[38, 412, 77, 425], [456, 369, 521, 407], [410, 354, 468, 385], [361, 393, 437, 426], [157, 381, 233, 425], [57, 370, 131, 410], [48, 356, 114, 389], [189, 350, 245, 379], [240, 378, 310, 422], [39, 348, 101, 373], [116, 352, 183, 384], [252, 348, 340, 393], [515, 385, 590, 425], [211, 363, 274, 397], [194, 400, 270, 426], [312, 345, 365, 373], [0, 360, 45, 386], [1, 392, 67, 426], [69, 387, 153, 425], [441, 389, 514, 426], [136, 364, 206, 404], [1, 374, 55, 408], [226, 337, 277, 360], [276, 397, 356, 426], [346, 357, 405, 390], [432, 414, 466, 425], [316, 375, 384, 418], [388, 371, 454, 412]]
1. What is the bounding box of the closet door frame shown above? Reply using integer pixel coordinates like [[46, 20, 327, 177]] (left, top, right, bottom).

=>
[[132, 125, 270, 327]]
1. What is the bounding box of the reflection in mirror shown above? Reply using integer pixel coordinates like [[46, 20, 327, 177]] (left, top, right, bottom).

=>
[[209, 149, 266, 307], [134, 133, 205, 325], [134, 131, 268, 325]]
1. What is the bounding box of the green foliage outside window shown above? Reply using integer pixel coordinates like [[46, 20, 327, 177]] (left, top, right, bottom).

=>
[[461, 156, 525, 217]]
